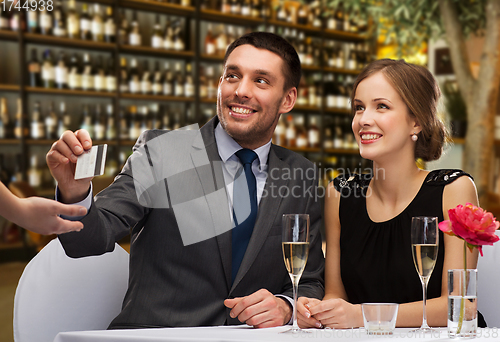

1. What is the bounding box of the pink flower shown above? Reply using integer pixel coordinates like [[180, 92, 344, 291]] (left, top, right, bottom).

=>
[[439, 203, 499, 256]]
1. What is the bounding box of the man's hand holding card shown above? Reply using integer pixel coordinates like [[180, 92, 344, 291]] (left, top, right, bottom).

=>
[[47, 129, 106, 204]]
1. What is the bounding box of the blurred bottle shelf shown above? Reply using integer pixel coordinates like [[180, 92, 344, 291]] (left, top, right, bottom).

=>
[[36, 187, 57, 198], [24, 32, 116, 50], [0, 84, 20, 92], [25, 86, 116, 98], [0, 29, 17, 41], [323, 66, 361, 75], [0, 0, 374, 242], [121, 93, 195, 102], [1, 31, 196, 58], [325, 148, 360, 154], [0, 139, 19, 145], [0, 241, 24, 250], [120, 0, 195, 16], [0, 29, 368, 62], [0, 84, 197, 101], [119, 44, 194, 59], [24, 139, 118, 146], [451, 137, 500, 145], [201, 8, 264, 26]]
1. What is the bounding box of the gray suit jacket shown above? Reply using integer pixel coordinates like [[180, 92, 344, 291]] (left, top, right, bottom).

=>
[[59, 117, 325, 329]]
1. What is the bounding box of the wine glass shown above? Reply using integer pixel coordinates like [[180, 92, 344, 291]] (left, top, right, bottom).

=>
[[411, 216, 439, 333], [281, 214, 310, 334]]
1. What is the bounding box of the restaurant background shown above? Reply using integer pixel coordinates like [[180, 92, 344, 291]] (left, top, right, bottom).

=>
[[0, 1, 499, 341]]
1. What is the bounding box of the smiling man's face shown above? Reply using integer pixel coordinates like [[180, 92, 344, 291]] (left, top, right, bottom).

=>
[[217, 44, 296, 150]]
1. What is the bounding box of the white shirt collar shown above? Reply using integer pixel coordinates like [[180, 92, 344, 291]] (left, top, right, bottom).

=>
[[214, 123, 271, 168]]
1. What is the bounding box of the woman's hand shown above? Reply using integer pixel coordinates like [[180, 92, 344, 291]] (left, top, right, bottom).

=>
[[307, 298, 363, 329], [297, 297, 323, 328], [14, 196, 87, 235]]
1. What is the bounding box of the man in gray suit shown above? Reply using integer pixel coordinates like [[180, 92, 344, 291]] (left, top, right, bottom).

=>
[[47, 32, 324, 329]]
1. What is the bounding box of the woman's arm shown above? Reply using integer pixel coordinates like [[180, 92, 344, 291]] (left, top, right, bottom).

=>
[[323, 182, 349, 301], [298, 182, 364, 329], [394, 176, 479, 327], [0, 182, 87, 234]]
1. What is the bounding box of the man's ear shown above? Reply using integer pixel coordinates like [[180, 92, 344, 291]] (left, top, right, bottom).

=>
[[279, 87, 297, 114]]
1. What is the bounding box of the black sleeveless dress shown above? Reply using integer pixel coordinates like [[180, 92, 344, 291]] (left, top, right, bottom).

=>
[[333, 169, 487, 327]]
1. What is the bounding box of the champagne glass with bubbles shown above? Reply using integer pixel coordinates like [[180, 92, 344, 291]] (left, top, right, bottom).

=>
[[411, 216, 439, 333], [282, 214, 310, 334]]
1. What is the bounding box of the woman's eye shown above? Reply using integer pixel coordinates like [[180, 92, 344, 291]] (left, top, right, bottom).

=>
[[355, 105, 365, 111], [378, 103, 389, 109]]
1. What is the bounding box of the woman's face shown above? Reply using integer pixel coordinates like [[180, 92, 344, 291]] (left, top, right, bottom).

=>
[[351, 72, 420, 163]]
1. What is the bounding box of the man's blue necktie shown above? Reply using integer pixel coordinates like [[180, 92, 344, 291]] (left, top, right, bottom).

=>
[[232, 148, 258, 284]]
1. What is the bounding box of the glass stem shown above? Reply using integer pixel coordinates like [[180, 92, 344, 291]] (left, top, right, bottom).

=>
[[421, 277, 429, 328], [290, 274, 300, 331]]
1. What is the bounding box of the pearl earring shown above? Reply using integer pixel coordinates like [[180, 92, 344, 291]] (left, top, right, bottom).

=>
[[412, 132, 418, 142]]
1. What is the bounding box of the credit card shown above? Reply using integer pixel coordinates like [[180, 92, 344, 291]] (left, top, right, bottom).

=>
[[74, 144, 108, 180]]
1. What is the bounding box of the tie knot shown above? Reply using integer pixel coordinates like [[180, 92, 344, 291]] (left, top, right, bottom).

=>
[[235, 148, 258, 165]]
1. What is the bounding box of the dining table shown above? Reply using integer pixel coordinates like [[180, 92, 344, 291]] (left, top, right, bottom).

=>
[[53, 324, 499, 342]]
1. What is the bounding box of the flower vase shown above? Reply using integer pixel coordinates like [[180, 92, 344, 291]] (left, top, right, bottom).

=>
[[447, 269, 478, 338]]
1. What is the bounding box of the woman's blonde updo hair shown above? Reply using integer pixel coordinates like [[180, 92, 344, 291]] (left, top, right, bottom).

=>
[[350, 59, 448, 162]]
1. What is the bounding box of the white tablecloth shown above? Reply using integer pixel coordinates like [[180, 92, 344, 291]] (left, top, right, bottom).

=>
[[53, 325, 499, 342]]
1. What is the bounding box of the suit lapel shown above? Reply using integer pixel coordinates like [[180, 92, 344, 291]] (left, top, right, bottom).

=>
[[190, 118, 232, 290], [230, 146, 289, 293]]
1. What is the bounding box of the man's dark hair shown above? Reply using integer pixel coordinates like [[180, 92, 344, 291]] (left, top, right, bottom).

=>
[[223, 31, 301, 91]]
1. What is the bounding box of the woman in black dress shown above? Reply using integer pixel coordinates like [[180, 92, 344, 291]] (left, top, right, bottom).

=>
[[298, 59, 481, 329]]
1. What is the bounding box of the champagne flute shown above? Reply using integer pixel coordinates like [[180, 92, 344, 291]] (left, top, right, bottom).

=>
[[281, 214, 310, 334], [411, 216, 439, 332]]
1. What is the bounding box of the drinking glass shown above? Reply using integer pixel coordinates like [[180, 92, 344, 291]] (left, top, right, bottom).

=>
[[411, 216, 439, 333], [447, 269, 478, 338], [281, 214, 310, 334]]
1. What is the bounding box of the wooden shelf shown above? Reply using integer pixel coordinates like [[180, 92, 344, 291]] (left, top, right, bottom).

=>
[[0, 29, 18, 41], [324, 108, 351, 115], [267, 19, 322, 36], [288, 147, 321, 153], [200, 9, 264, 26], [26, 86, 116, 97], [120, 93, 195, 102], [86, 0, 115, 4], [200, 98, 217, 104], [200, 54, 225, 62], [120, 140, 137, 147], [36, 187, 57, 198], [24, 33, 115, 51], [302, 65, 322, 72], [0, 139, 21, 145], [450, 138, 500, 146], [25, 139, 118, 146], [25, 139, 60, 145], [0, 84, 20, 92], [119, 44, 194, 59], [325, 148, 360, 154], [323, 67, 361, 75], [0, 241, 24, 250], [119, 0, 195, 16], [323, 29, 368, 42], [293, 105, 322, 112]]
